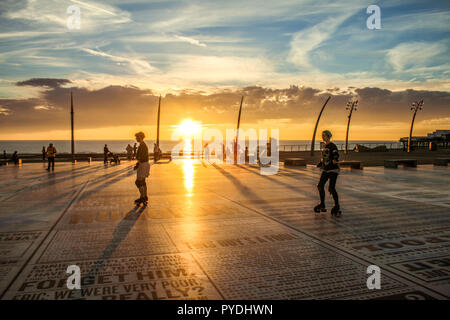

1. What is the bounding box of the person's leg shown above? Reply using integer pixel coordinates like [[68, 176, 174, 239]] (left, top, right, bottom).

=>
[[328, 173, 339, 206], [142, 178, 147, 199], [317, 171, 328, 206], [47, 158, 51, 170], [135, 178, 147, 198], [51, 157, 55, 170]]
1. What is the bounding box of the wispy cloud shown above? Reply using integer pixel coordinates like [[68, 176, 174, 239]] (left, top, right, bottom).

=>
[[81, 48, 155, 73], [386, 41, 447, 71], [288, 11, 356, 68], [3, 0, 131, 30], [174, 35, 207, 47]]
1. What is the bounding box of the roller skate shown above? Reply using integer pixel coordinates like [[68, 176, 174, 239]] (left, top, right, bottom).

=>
[[134, 196, 148, 207], [314, 203, 326, 213], [134, 197, 142, 205], [331, 204, 341, 217]]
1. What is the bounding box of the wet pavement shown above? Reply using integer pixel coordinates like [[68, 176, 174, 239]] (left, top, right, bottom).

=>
[[0, 160, 449, 300]]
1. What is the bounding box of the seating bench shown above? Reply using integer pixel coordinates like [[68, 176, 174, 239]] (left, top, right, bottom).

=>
[[384, 159, 417, 168], [339, 160, 363, 169], [284, 158, 306, 166], [433, 158, 450, 166]]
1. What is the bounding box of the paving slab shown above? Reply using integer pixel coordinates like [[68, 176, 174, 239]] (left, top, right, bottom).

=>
[[0, 161, 449, 300]]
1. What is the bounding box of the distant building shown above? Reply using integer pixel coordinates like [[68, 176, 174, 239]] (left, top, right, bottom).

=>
[[427, 130, 450, 138], [400, 129, 450, 150]]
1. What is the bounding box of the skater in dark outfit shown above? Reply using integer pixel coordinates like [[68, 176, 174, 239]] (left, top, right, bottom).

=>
[[314, 130, 341, 217], [133, 132, 150, 206]]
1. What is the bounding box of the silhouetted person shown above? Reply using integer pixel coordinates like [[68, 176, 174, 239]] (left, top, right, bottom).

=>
[[133, 143, 137, 159], [46, 143, 56, 171], [133, 132, 150, 206], [126, 144, 133, 160], [245, 146, 249, 164], [12, 151, 19, 165], [3, 150, 6, 159], [204, 143, 210, 161], [314, 130, 341, 217], [153, 143, 159, 162], [109, 152, 120, 165], [42, 146, 46, 161], [104, 144, 109, 164]]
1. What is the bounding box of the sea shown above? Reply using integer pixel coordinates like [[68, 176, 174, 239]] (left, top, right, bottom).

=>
[[0, 140, 402, 154]]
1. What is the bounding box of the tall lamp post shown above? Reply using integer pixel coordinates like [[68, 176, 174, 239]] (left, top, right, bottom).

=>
[[344, 99, 358, 154], [407, 100, 424, 153]]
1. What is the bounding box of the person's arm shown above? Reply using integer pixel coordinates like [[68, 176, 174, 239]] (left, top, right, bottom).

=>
[[332, 146, 339, 164]]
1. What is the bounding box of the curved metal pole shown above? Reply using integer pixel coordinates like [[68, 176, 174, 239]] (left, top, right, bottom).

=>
[[236, 96, 244, 142], [70, 91, 74, 161], [311, 96, 331, 156], [156, 95, 161, 149], [344, 104, 354, 154], [408, 109, 418, 153], [235, 96, 244, 164]]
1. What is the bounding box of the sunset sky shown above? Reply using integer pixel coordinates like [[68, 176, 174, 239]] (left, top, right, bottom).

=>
[[0, 0, 449, 140]]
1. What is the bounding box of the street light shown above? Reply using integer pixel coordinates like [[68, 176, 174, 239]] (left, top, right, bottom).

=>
[[344, 98, 358, 154], [407, 99, 424, 153]]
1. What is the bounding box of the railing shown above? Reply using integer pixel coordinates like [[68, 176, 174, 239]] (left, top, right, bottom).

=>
[[280, 142, 404, 152]]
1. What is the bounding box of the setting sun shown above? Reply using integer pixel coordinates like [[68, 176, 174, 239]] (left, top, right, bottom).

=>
[[176, 120, 202, 138]]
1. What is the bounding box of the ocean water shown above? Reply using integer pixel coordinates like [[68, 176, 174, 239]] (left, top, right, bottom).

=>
[[0, 140, 402, 154]]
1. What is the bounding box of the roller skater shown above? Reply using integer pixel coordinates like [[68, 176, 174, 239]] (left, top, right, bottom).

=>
[[133, 131, 150, 206], [315, 130, 341, 217]]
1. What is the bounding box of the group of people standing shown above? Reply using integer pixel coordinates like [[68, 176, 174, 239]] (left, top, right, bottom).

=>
[[1, 150, 19, 165]]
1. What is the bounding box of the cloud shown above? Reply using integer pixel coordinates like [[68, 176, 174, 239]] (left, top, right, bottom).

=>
[[16, 78, 72, 88], [81, 48, 155, 74], [1, 80, 448, 139], [174, 35, 207, 47], [386, 42, 447, 71], [288, 12, 355, 68], [3, 0, 131, 31]]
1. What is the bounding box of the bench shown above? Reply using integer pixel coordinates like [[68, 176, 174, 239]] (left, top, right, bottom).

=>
[[284, 158, 306, 166], [433, 158, 450, 166], [339, 160, 363, 169], [384, 159, 417, 168]]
